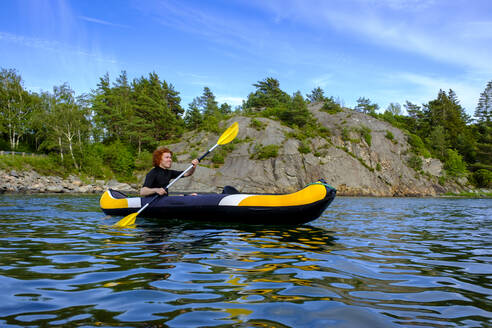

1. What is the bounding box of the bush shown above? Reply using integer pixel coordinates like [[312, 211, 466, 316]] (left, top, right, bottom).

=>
[[135, 151, 153, 171], [360, 125, 372, 147], [385, 131, 394, 141], [444, 149, 467, 177], [103, 140, 135, 179], [298, 140, 311, 154], [318, 126, 332, 138], [321, 98, 342, 114], [407, 133, 431, 158], [211, 152, 225, 165], [471, 169, 492, 188], [0, 153, 68, 176], [341, 128, 350, 141], [251, 144, 279, 160], [189, 151, 198, 161], [80, 144, 106, 178], [249, 118, 266, 131], [408, 154, 423, 171]]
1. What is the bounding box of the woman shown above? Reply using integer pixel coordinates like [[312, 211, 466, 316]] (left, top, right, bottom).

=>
[[140, 147, 198, 197]]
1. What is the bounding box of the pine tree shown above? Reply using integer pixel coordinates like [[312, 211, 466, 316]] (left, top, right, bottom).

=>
[[244, 77, 290, 111], [280, 91, 311, 127], [355, 97, 379, 114], [200, 87, 219, 117], [423, 89, 470, 154], [475, 81, 492, 123], [306, 87, 325, 103], [184, 98, 203, 130]]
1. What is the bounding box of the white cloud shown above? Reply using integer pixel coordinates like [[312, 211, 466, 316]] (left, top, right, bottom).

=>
[[216, 96, 244, 106], [253, 0, 492, 74], [394, 72, 482, 112], [0, 31, 116, 64], [79, 16, 130, 29], [311, 74, 334, 88]]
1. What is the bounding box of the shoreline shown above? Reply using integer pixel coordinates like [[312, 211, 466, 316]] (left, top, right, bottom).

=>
[[0, 169, 138, 195], [1, 169, 490, 198]]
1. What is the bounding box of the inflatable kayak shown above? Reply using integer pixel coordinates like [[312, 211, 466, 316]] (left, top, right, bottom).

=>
[[100, 180, 336, 225]]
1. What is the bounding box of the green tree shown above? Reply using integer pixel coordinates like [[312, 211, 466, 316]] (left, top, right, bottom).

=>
[[355, 97, 379, 114], [184, 98, 203, 130], [200, 86, 220, 117], [280, 91, 311, 127], [132, 72, 183, 143], [43, 83, 90, 169], [91, 73, 119, 141], [244, 77, 291, 111], [444, 148, 467, 177], [219, 103, 232, 115], [0, 68, 33, 150], [162, 81, 183, 117], [475, 81, 492, 123], [386, 102, 402, 116], [306, 87, 325, 103], [473, 81, 492, 174], [429, 125, 447, 158], [423, 89, 470, 154]]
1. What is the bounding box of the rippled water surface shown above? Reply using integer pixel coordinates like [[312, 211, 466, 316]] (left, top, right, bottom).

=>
[[0, 194, 491, 327]]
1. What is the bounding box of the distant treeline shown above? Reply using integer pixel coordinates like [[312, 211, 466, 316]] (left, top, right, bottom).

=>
[[0, 68, 491, 187]]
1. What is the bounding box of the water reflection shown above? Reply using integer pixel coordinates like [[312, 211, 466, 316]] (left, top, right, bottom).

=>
[[0, 195, 491, 327]]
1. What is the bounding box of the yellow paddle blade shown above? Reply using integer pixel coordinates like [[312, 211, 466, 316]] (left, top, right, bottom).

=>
[[217, 122, 239, 145], [113, 212, 138, 228]]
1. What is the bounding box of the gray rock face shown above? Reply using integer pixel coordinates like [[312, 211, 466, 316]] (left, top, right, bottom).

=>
[[167, 106, 466, 196]]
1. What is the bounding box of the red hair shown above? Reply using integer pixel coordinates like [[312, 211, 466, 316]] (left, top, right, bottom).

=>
[[152, 147, 173, 167]]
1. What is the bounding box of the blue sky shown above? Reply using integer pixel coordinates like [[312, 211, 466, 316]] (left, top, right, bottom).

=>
[[1, 0, 491, 116]]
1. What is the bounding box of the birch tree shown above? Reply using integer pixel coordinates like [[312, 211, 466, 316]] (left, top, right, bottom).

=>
[[0, 68, 32, 150]]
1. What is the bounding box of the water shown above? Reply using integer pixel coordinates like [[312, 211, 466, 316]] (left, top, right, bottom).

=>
[[0, 194, 491, 327]]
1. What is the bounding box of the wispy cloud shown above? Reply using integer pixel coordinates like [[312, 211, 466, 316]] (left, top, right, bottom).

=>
[[216, 95, 244, 107], [253, 0, 492, 74], [0, 31, 117, 64], [177, 72, 218, 88], [311, 74, 334, 89], [134, 0, 297, 63], [79, 16, 130, 29], [392, 72, 483, 111]]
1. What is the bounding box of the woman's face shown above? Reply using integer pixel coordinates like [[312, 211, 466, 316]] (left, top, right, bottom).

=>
[[159, 152, 172, 169]]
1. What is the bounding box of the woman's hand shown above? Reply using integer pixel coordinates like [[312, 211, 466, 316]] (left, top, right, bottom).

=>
[[184, 159, 199, 177], [156, 187, 167, 196]]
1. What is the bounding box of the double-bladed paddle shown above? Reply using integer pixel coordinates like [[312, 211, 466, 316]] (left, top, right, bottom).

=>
[[114, 121, 239, 227]]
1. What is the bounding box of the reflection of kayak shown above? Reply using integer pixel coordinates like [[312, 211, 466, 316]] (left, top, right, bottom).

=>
[[100, 180, 336, 225]]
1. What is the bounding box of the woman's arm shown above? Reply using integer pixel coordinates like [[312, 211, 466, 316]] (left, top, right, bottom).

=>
[[184, 158, 199, 177], [140, 186, 166, 196]]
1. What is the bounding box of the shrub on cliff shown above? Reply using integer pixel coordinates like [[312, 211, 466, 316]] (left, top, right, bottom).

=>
[[250, 144, 279, 160]]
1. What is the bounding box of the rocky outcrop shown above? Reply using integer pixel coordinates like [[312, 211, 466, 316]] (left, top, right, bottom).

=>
[[0, 104, 471, 196], [0, 170, 137, 194], [168, 106, 467, 196]]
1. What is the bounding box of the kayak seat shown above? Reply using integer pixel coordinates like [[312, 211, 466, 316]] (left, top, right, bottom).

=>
[[109, 189, 128, 199], [222, 185, 240, 194]]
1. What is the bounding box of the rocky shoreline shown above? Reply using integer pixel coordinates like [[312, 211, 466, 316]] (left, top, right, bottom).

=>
[[1, 169, 488, 197], [0, 169, 138, 195]]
